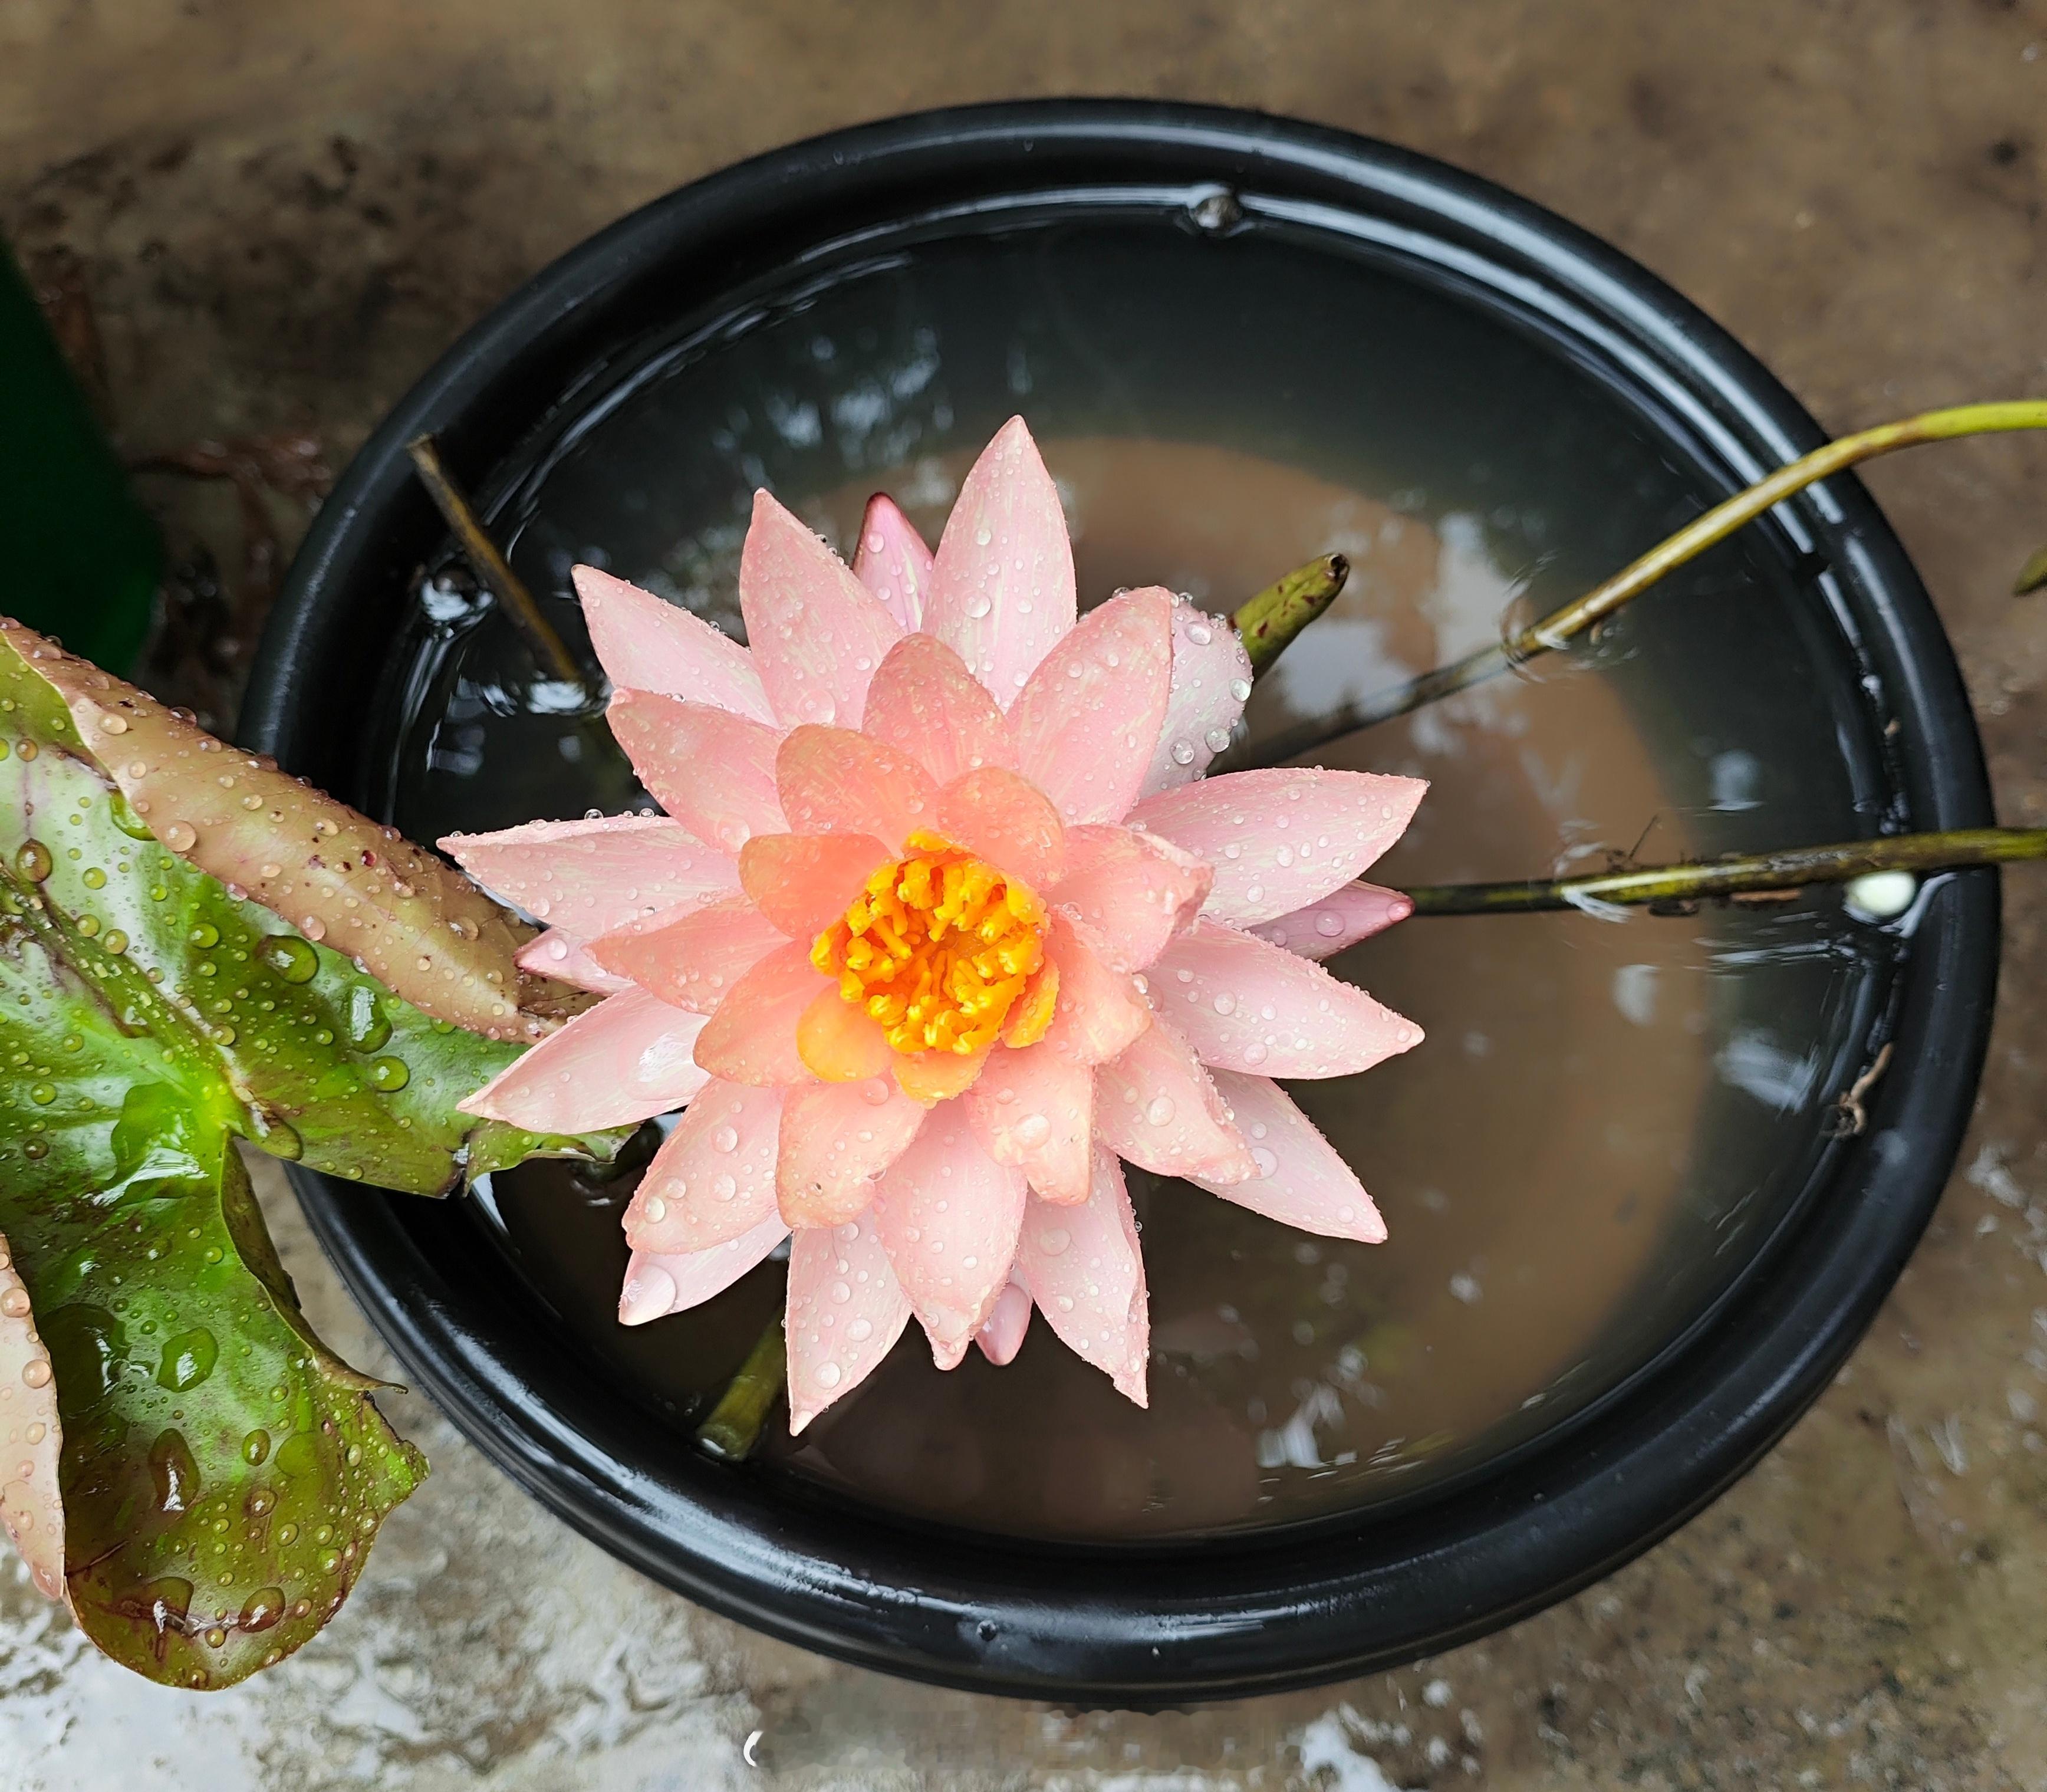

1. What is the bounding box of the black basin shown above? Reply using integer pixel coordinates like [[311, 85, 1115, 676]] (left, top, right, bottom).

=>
[[243, 100, 1997, 1701]]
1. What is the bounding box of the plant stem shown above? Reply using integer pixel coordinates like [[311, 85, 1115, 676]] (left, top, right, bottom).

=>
[[406, 435, 584, 687], [1232, 554, 1350, 676], [2017, 542, 2047, 597], [695, 1317, 787, 1461], [1253, 400, 2047, 761], [1400, 827, 2047, 915]]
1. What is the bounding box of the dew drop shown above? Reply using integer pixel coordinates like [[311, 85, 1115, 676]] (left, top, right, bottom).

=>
[[162, 821, 198, 852], [1038, 1227, 1071, 1257], [1144, 1096, 1176, 1126], [367, 1056, 410, 1092], [711, 1124, 739, 1153], [1169, 740, 1196, 767], [815, 1361, 843, 1388]]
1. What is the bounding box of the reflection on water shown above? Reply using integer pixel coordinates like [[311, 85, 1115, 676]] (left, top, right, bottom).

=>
[[366, 213, 1902, 1540]]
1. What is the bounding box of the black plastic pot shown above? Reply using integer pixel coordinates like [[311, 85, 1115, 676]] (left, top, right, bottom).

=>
[[243, 101, 1997, 1702]]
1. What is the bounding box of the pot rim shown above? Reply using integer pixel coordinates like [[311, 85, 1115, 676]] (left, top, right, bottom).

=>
[[243, 98, 1998, 1702]]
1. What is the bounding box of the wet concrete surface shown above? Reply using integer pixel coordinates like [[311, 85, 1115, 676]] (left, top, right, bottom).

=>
[[4, 2, 2047, 1786]]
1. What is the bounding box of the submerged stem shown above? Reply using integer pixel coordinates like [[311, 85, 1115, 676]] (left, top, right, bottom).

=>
[[1253, 400, 2047, 761], [695, 1317, 788, 1461], [1400, 827, 2047, 915], [1232, 554, 1350, 676], [406, 436, 584, 688]]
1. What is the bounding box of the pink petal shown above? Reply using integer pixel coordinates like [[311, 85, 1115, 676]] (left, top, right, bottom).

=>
[[623, 1080, 784, 1253], [785, 1210, 915, 1432], [965, 1039, 1094, 1205], [924, 417, 1077, 706], [1093, 1017, 1254, 1184], [1042, 912, 1151, 1066], [739, 831, 890, 938], [1252, 882, 1413, 960], [849, 492, 934, 633], [572, 565, 774, 722], [0, 1231, 65, 1602], [1148, 918, 1423, 1078], [1015, 1149, 1149, 1405], [1197, 1072, 1386, 1243], [776, 1079, 927, 1228], [973, 1278, 1033, 1366], [936, 766, 1066, 891], [1008, 587, 1175, 824], [1047, 824, 1210, 972], [459, 987, 709, 1131], [860, 632, 1014, 787], [1128, 767, 1427, 926], [693, 942, 830, 1086], [739, 489, 903, 726], [775, 724, 939, 849], [607, 692, 786, 854], [1138, 596, 1253, 796], [871, 1107, 1028, 1359], [591, 895, 785, 1014], [440, 811, 739, 938], [618, 1218, 788, 1326], [517, 929, 633, 994]]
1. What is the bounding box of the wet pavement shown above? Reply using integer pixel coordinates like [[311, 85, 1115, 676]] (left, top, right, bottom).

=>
[[4, 3, 2047, 1786]]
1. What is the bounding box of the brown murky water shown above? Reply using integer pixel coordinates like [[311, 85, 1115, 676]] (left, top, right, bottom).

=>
[[460, 436, 1746, 1541]]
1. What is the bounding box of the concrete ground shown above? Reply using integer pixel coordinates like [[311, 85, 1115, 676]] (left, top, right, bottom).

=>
[[4, 4, 2047, 1787]]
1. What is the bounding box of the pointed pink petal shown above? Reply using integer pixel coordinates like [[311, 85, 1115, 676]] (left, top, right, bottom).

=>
[[0, 1231, 65, 1602], [1139, 597, 1255, 795], [591, 895, 785, 1014], [1197, 1073, 1386, 1243], [1008, 587, 1175, 824], [517, 929, 633, 994], [618, 1219, 788, 1325], [860, 632, 1014, 787], [973, 1278, 1033, 1366], [440, 811, 740, 938], [1015, 1150, 1150, 1403], [739, 489, 903, 726], [739, 831, 890, 938], [1094, 1017, 1254, 1183], [607, 692, 786, 854], [1048, 824, 1210, 972], [1149, 918, 1423, 1078], [936, 766, 1066, 890], [775, 724, 939, 849], [693, 942, 830, 1086], [776, 1079, 927, 1228], [850, 493, 935, 633], [924, 417, 1077, 706], [1042, 912, 1151, 1066], [623, 1080, 784, 1253], [785, 1211, 915, 1431], [871, 1107, 1028, 1359], [459, 987, 709, 1130], [965, 1040, 1094, 1205], [1252, 882, 1413, 960], [572, 565, 774, 721], [1129, 767, 1427, 925]]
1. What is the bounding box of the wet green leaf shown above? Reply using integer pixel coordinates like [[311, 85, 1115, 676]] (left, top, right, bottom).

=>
[[0, 630, 620, 1687]]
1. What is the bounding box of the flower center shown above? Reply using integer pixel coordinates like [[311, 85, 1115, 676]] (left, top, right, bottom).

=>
[[811, 830, 1051, 1057]]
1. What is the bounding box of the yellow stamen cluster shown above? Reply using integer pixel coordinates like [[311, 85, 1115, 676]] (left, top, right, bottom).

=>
[[812, 831, 1048, 1057]]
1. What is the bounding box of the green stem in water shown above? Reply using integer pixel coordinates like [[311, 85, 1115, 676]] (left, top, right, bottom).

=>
[[1400, 827, 2047, 915], [2016, 542, 2047, 597], [1256, 400, 2047, 759], [1232, 554, 1350, 676], [407, 435, 585, 688], [695, 1317, 788, 1461]]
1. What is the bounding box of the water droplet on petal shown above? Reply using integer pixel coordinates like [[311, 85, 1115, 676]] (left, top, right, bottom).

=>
[[1144, 1096, 1176, 1126]]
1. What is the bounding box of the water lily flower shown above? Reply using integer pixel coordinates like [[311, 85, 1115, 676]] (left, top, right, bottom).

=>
[[445, 419, 1424, 1429]]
